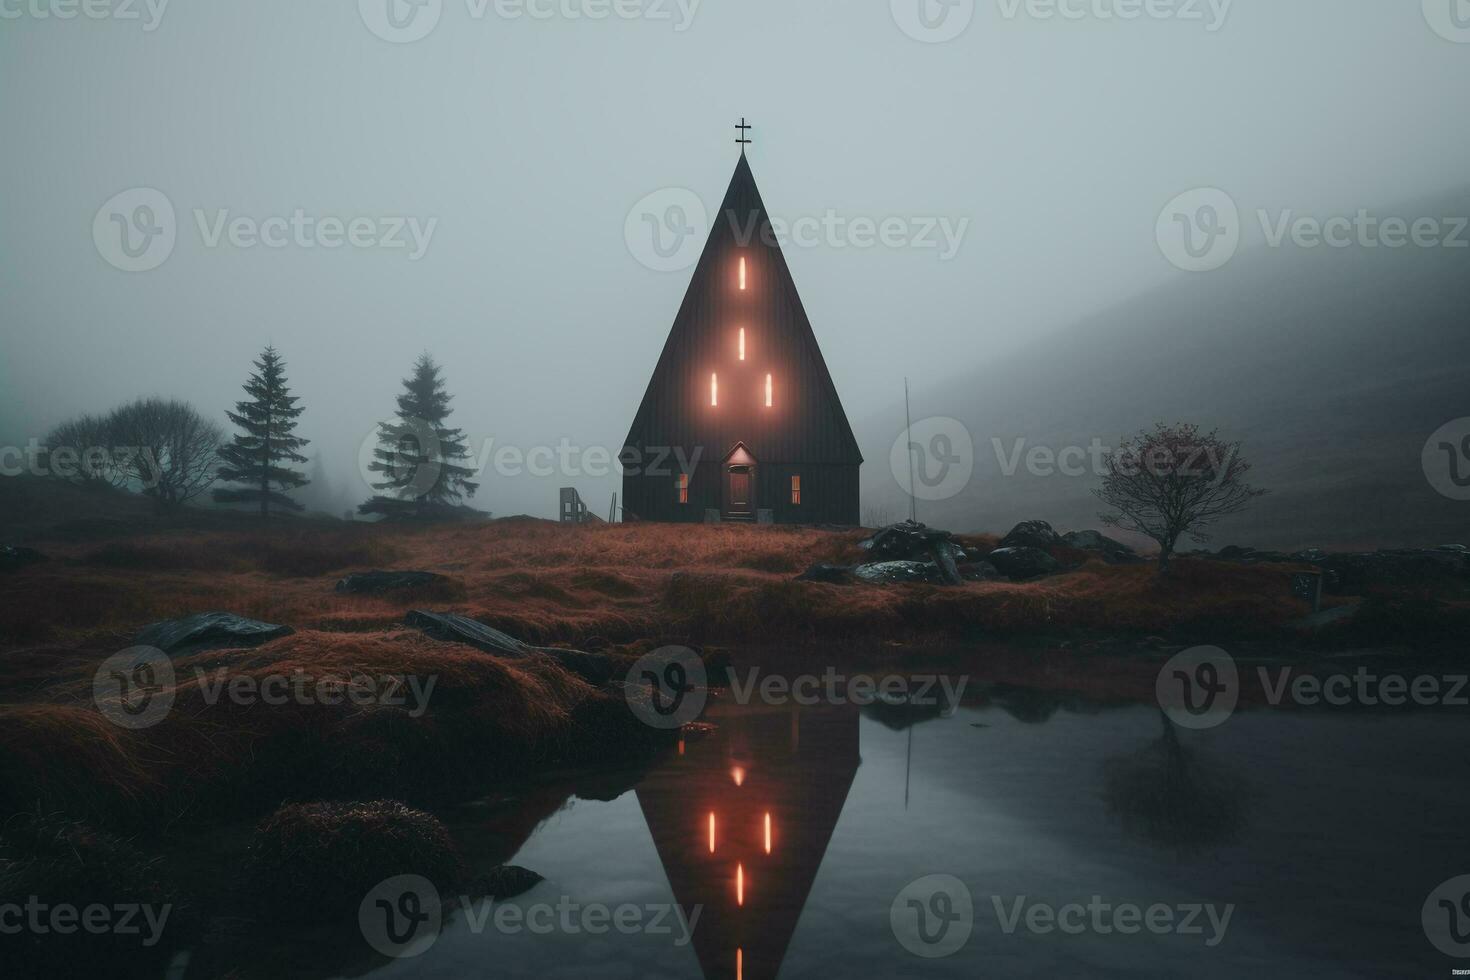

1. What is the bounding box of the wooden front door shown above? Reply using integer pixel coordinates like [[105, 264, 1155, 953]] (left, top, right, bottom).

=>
[[727, 466, 751, 512], [722, 444, 757, 521]]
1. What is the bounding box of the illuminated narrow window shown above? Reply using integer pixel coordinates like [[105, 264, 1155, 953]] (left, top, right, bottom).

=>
[[765, 373, 772, 407], [736, 949, 743, 980], [739, 256, 746, 290], [711, 372, 718, 406], [763, 812, 772, 854], [738, 327, 745, 361], [677, 473, 689, 504], [708, 811, 716, 853], [736, 863, 745, 905], [791, 475, 801, 505]]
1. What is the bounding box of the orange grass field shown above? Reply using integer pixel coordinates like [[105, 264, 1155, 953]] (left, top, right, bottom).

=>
[[0, 518, 1318, 655]]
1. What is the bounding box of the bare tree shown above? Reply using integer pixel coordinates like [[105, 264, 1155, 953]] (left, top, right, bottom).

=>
[[1093, 423, 1266, 575], [108, 398, 223, 511], [42, 413, 130, 489]]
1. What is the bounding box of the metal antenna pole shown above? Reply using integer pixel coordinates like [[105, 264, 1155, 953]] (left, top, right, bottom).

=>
[[905, 377, 917, 524]]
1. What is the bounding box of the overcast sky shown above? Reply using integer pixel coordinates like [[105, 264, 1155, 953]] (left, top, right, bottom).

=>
[[3, 0, 1468, 517]]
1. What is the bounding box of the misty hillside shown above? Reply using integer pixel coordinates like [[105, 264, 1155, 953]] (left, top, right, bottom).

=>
[[859, 186, 1470, 552]]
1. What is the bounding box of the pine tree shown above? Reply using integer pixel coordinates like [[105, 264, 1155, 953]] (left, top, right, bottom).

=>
[[213, 346, 309, 516], [359, 353, 478, 519]]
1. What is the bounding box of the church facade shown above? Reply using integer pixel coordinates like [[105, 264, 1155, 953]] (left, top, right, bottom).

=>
[[621, 146, 863, 525]]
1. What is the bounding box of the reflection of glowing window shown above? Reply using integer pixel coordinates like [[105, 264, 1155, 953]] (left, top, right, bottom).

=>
[[711, 373, 718, 406], [739, 327, 745, 361], [790, 475, 801, 505], [739, 256, 746, 290], [678, 473, 689, 504], [731, 765, 745, 786], [736, 863, 744, 905], [765, 373, 772, 407]]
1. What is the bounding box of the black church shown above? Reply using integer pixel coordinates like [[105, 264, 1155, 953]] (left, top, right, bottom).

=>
[[621, 133, 863, 525]]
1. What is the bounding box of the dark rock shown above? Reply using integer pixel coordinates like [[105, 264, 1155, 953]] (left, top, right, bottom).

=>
[[1215, 545, 1255, 560], [986, 547, 1062, 582], [335, 569, 450, 594], [135, 611, 293, 654], [1315, 549, 1469, 595], [852, 561, 946, 585], [1438, 544, 1469, 553], [1061, 530, 1140, 564], [476, 865, 544, 900], [999, 520, 1061, 551], [958, 562, 1002, 582], [859, 520, 955, 562], [796, 563, 854, 584], [404, 610, 614, 684], [0, 545, 45, 572], [1290, 548, 1327, 563]]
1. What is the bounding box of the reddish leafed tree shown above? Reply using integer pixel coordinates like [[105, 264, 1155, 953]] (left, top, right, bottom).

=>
[[1093, 423, 1266, 575]]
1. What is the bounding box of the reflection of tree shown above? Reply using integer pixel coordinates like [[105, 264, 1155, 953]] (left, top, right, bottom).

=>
[[1102, 710, 1247, 853]]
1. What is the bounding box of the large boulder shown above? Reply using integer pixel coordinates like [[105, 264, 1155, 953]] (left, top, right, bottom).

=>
[[986, 547, 1062, 582], [135, 612, 293, 654], [853, 561, 948, 585], [1061, 530, 1141, 564], [999, 521, 1061, 551], [958, 561, 1002, 582], [404, 610, 614, 684], [858, 520, 955, 562]]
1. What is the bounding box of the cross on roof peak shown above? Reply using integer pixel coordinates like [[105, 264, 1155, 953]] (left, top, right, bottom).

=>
[[735, 117, 752, 154]]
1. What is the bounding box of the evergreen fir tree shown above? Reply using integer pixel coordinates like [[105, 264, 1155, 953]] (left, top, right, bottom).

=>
[[359, 353, 478, 519], [213, 346, 309, 516]]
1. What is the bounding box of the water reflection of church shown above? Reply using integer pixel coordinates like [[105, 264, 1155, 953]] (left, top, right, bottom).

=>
[[635, 702, 861, 980]]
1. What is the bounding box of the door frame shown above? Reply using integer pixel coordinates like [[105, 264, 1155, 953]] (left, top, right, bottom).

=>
[[721, 443, 757, 520]]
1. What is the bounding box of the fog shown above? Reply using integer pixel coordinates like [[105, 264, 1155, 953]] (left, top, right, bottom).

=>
[[3, 0, 1467, 521]]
